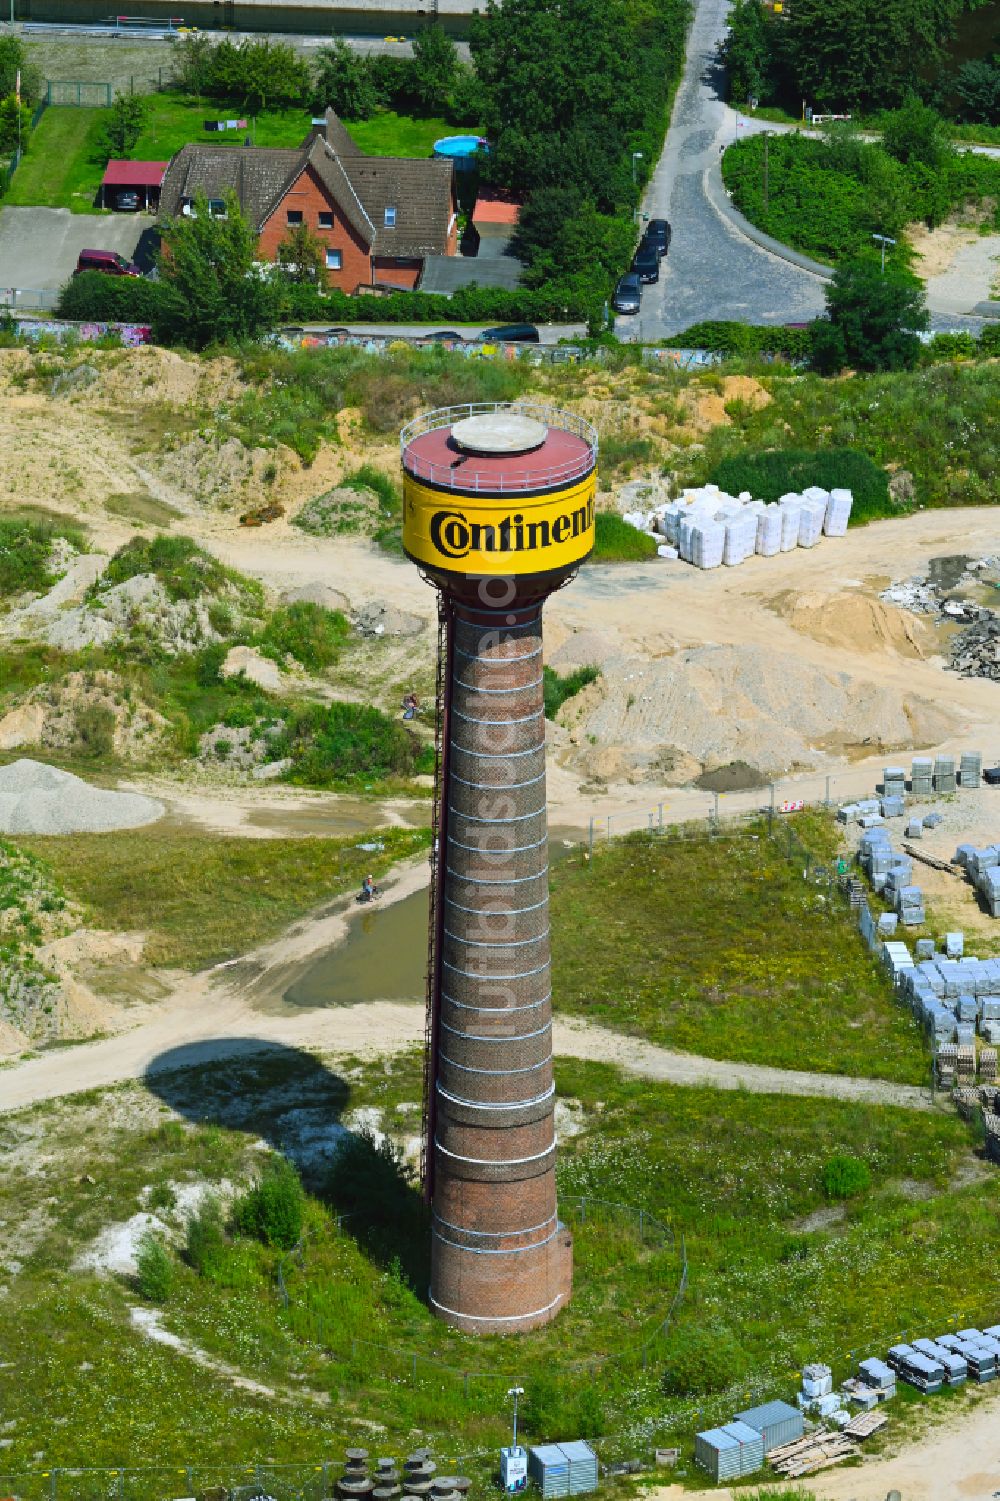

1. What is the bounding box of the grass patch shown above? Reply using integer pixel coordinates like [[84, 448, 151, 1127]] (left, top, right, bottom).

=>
[[543, 664, 599, 720], [0, 1048, 989, 1474], [550, 820, 929, 1083], [104, 492, 184, 527], [255, 601, 350, 671], [591, 512, 659, 562], [343, 110, 477, 158], [16, 826, 430, 969], [93, 534, 262, 608]]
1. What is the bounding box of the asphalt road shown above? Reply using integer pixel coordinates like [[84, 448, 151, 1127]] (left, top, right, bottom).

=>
[[0, 207, 155, 294], [627, 0, 994, 339]]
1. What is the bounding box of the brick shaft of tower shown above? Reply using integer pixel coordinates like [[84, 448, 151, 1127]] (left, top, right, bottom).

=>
[[430, 599, 572, 1333], [401, 402, 597, 1335]]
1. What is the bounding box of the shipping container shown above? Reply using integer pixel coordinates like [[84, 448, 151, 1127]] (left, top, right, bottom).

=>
[[733, 1399, 803, 1453]]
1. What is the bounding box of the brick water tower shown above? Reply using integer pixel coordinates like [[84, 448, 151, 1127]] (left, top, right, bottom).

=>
[[400, 402, 598, 1334]]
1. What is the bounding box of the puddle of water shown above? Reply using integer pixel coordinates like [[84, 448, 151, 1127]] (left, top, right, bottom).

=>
[[928, 554, 971, 592], [285, 887, 428, 1008], [248, 801, 429, 838]]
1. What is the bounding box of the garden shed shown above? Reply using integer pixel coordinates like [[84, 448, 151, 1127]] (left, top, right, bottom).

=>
[[694, 1421, 764, 1481], [734, 1398, 804, 1452], [527, 1442, 598, 1498]]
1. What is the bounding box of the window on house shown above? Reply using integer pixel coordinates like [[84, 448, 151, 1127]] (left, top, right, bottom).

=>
[[287, 210, 303, 225], [384, 207, 396, 227], [318, 211, 333, 229], [326, 249, 342, 270], [208, 198, 227, 219]]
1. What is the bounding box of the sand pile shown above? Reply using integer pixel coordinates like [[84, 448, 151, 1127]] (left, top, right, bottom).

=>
[[769, 590, 938, 659], [557, 644, 954, 784], [0, 759, 164, 834]]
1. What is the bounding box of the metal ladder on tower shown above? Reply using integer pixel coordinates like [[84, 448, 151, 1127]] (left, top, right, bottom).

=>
[[420, 594, 452, 1199]]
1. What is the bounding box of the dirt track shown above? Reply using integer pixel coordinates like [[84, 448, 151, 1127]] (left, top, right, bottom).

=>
[[0, 859, 937, 1115]]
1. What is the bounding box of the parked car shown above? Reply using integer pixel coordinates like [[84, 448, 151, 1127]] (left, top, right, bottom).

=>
[[644, 218, 672, 256], [611, 272, 642, 314], [73, 249, 141, 277], [631, 243, 660, 284], [424, 330, 465, 342], [476, 323, 540, 343], [116, 190, 141, 211]]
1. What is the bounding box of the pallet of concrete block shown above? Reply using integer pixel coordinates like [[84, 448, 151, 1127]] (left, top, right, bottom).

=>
[[755, 503, 781, 557], [883, 766, 907, 799], [887, 1344, 945, 1393], [934, 754, 957, 793], [723, 510, 757, 566], [980, 1046, 998, 1080], [896, 884, 925, 926], [960, 750, 982, 787], [796, 489, 827, 548], [939, 1332, 998, 1383], [768, 1433, 860, 1478], [824, 487, 853, 536], [857, 1357, 896, 1401], [953, 1085, 980, 1119], [913, 1339, 968, 1386], [984, 1109, 1000, 1163], [911, 756, 934, 796]]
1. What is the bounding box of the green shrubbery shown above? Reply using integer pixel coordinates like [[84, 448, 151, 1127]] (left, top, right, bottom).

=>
[[135, 1233, 174, 1303], [661, 1325, 749, 1395], [0, 517, 84, 598], [277, 702, 429, 787], [256, 602, 349, 671], [592, 513, 660, 562], [708, 447, 892, 522], [822, 1153, 872, 1199], [94, 535, 260, 607], [543, 665, 599, 720], [232, 1157, 305, 1250], [663, 322, 814, 360]]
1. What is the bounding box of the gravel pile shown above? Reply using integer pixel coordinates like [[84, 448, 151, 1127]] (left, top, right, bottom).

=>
[[952, 616, 1000, 680], [0, 759, 164, 835]]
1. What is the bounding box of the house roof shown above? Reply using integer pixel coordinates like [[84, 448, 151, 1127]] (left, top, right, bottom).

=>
[[102, 160, 168, 188], [160, 112, 455, 260], [473, 193, 522, 226]]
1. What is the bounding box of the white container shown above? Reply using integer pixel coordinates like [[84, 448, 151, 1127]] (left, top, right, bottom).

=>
[[802, 1363, 833, 1398], [824, 487, 853, 536], [779, 502, 801, 552], [755, 504, 782, 557], [691, 522, 725, 570], [657, 544, 678, 559], [797, 500, 825, 548], [723, 512, 757, 566]]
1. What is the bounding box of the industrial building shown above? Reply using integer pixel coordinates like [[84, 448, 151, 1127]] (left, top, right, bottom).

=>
[[13, 0, 474, 36], [401, 402, 598, 1333]]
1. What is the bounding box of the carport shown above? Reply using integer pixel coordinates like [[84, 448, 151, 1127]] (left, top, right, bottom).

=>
[[101, 161, 168, 212]]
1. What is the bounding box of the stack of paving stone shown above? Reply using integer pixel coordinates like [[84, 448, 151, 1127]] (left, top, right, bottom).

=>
[[984, 1109, 1000, 1163], [883, 766, 907, 800], [954, 845, 1000, 916], [911, 757, 935, 796], [961, 751, 983, 787], [934, 755, 957, 793]]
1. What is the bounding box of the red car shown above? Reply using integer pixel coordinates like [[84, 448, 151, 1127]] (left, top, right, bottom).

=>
[[74, 248, 141, 277]]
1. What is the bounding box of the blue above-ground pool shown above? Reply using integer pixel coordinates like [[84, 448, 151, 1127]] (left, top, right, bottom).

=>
[[433, 134, 490, 169]]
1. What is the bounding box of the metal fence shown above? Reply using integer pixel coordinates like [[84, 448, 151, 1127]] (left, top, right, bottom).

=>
[[0, 288, 61, 312], [0, 100, 47, 197]]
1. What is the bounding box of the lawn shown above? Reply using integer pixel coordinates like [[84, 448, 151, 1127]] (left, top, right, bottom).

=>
[[6, 95, 473, 212], [549, 819, 930, 1082], [17, 826, 430, 969], [0, 1047, 990, 1482]]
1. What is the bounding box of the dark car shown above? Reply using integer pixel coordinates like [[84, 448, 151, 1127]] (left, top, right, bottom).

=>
[[611, 272, 642, 314], [631, 243, 660, 284], [644, 217, 672, 256], [476, 323, 540, 343], [116, 190, 141, 211], [424, 330, 465, 342], [73, 248, 141, 277]]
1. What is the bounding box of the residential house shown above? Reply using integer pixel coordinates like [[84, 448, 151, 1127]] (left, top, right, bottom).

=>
[[158, 109, 458, 291]]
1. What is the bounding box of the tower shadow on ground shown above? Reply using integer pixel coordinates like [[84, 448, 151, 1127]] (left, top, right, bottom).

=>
[[144, 1038, 430, 1295]]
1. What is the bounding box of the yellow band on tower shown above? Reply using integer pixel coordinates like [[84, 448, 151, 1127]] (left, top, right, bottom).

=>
[[403, 472, 596, 577]]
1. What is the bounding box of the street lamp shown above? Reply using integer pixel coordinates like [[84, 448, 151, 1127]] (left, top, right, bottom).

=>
[[872, 232, 896, 274], [507, 1386, 525, 1448]]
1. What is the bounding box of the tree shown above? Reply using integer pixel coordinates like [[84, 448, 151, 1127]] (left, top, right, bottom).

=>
[[782, 0, 967, 111], [811, 253, 928, 373], [0, 36, 43, 108], [311, 39, 382, 120], [171, 33, 218, 97], [154, 191, 285, 350], [233, 1156, 304, 1250], [207, 38, 310, 114], [135, 1233, 173, 1302], [0, 95, 31, 154], [955, 58, 1000, 125], [101, 91, 148, 158], [720, 0, 774, 105], [411, 24, 459, 115], [276, 221, 329, 287], [880, 96, 951, 170]]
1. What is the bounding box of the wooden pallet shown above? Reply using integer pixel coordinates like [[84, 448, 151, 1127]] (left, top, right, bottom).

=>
[[769, 1433, 860, 1478], [843, 1409, 888, 1441]]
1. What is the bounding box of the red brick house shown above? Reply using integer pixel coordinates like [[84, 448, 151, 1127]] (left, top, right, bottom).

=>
[[158, 110, 458, 292]]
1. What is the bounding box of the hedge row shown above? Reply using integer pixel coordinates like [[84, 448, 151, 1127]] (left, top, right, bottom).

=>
[[56, 272, 595, 327], [661, 321, 814, 358], [707, 447, 892, 524]]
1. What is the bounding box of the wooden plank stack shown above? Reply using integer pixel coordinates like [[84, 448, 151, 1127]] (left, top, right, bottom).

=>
[[768, 1433, 860, 1478], [843, 1410, 888, 1441]]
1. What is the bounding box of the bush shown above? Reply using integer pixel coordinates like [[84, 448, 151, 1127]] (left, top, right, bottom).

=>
[[233, 1157, 304, 1250], [543, 664, 599, 720], [663, 321, 813, 361], [95, 534, 257, 605], [708, 447, 892, 524], [135, 1232, 173, 1302], [185, 1196, 227, 1277], [257, 602, 349, 671], [661, 1324, 748, 1395], [821, 1153, 872, 1199], [279, 702, 426, 786], [592, 513, 660, 562], [0, 517, 83, 598], [56, 272, 167, 325]]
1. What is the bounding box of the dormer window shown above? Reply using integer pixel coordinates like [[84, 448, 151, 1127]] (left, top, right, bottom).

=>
[[384, 207, 396, 227], [208, 198, 227, 219]]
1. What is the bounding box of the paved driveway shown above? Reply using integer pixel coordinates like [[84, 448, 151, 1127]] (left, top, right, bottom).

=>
[[0, 207, 156, 294]]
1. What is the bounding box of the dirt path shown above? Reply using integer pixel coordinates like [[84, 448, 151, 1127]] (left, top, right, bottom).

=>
[[0, 862, 935, 1115]]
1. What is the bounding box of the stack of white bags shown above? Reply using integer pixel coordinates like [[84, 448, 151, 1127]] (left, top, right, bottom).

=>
[[628, 483, 853, 570]]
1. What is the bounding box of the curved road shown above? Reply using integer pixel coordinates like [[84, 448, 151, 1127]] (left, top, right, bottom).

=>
[[636, 0, 995, 338]]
